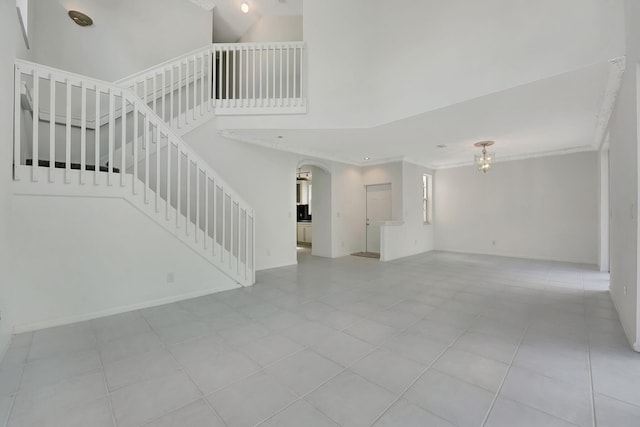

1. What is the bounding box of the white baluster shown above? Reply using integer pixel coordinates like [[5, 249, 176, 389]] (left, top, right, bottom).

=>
[[65, 78, 72, 183], [206, 49, 216, 111], [80, 82, 86, 184], [204, 176, 209, 250], [195, 163, 200, 244], [300, 45, 305, 106], [94, 85, 100, 185], [272, 45, 276, 108], [239, 46, 243, 107], [218, 47, 223, 109], [230, 197, 234, 269], [178, 60, 182, 129], [144, 113, 149, 203], [162, 68, 167, 123], [120, 94, 127, 187], [264, 47, 268, 108], [293, 47, 298, 105], [132, 100, 138, 195], [153, 72, 157, 115], [48, 73, 55, 183], [176, 148, 181, 229], [200, 52, 205, 117], [156, 128, 161, 213], [252, 47, 256, 107], [222, 189, 226, 264], [185, 59, 190, 126], [13, 65, 21, 181], [186, 152, 190, 236], [192, 56, 197, 121], [212, 180, 217, 256], [31, 69, 39, 182], [279, 45, 283, 106], [225, 47, 229, 108], [107, 89, 114, 185], [170, 66, 175, 128], [232, 49, 236, 107], [166, 139, 171, 221]]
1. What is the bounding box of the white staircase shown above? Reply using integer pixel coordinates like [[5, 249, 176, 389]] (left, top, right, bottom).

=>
[[12, 42, 305, 287]]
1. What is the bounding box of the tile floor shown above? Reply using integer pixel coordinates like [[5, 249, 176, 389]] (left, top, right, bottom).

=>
[[1, 250, 640, 426]]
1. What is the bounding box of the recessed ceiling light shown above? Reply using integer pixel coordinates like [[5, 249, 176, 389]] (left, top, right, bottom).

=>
[[240, 1, 249, 13], [436, 144, 447, 148], [364, 157, 370, 160]]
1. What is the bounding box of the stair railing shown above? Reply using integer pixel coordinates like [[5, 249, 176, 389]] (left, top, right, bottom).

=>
[[14, 59, 255, 286], [116, 42, 306, 134]]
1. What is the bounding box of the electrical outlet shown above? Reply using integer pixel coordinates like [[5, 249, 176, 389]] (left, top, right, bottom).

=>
[[167, 272, 175, 283], [266, 249, 271, 257], [624, 285, 628, 296]]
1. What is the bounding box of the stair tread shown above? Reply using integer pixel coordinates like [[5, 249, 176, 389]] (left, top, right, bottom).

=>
[[25, 159, 120, 174]]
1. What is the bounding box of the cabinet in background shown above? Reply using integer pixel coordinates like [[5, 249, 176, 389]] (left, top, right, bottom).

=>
[[297, 222, 312, 244]]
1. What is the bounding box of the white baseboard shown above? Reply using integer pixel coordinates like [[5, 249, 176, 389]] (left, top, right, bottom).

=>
[[608, 289, 639, 353], [0, 331, 11, 363], [12, 283, 240, 334]]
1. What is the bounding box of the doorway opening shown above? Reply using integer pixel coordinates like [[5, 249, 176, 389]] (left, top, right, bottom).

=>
[[355, 183, 392, 259], [296, 166, 313, 251], [295, 162, 332, 261]]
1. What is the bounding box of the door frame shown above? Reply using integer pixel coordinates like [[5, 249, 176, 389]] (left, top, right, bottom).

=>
[[364, 182, 392, 253]]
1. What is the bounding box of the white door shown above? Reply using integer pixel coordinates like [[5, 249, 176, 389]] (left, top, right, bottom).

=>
[[366, 184, 392, 253]]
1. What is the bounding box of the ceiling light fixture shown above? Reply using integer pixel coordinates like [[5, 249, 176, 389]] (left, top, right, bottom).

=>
[[68, 10, 93, 26], [474, 141, 495, 173], [240, 1, 249, 13], [364, 157, 370, 160]]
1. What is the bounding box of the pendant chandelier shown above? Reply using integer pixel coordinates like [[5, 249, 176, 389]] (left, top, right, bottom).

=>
[[474, 141, 495, 173]]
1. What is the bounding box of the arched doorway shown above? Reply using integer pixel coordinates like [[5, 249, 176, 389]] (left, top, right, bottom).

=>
[[295, 161, 331, 259]]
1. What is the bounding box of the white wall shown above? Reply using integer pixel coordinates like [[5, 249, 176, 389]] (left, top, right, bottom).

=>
[[25, 0, 212, 81], [371, 0, 625, 124], [239, 15, 302, 43], [0, 0, 17, 355], [183, 121, 299, 270], [381, 162, 434, 262], [9, 195, 238, 332], [310, 166, 332, 257], [608, 0, 640, 351], [435, 152, 599, 265], [362, 162, 403, 220], [301, 0, 376, 128], [331, 163, 365, 257]]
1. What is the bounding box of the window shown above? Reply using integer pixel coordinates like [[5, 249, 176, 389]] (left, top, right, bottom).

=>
[[422, 174, 433, 224]]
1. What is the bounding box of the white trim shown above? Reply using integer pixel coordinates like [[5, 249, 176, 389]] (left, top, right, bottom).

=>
[[11, 284, 240, 334], [0, 333, 11, 364], [595, 57, 626, 151], [433, 145, 596, 170], [608, 289, 640, 353]]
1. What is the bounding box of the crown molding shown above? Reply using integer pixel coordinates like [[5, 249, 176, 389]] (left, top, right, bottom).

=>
[[432, 145, 596, 170]]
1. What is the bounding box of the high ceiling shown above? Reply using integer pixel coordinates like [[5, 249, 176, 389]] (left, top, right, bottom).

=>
[[189, 0, 303, 42], [224, 59, 621, 169]]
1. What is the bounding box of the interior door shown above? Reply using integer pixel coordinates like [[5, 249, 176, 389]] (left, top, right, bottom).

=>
[[366, 184, 392, 253]]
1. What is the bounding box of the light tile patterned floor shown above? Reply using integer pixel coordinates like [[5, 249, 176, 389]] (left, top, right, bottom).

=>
[[1, 250, 640, 426]]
